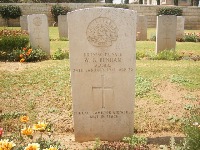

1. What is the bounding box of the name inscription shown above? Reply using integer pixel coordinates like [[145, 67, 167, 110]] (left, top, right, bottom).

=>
[[72, 52, 134, 73]]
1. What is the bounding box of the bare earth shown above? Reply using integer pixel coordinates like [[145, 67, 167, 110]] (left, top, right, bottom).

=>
[[0, 62, 199, 149]]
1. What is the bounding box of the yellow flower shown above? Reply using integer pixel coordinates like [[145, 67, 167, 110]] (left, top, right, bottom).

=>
[[21, 126, 33, 136], [20, 115, 29, 123], [32, 121, 47, 131], [43, 146, 58, 150], [20, 58, 25, 63], [24, 143, 40, 150], [0, 139, 16, 150]]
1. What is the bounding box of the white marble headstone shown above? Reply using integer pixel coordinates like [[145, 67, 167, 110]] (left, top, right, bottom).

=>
[[20, 15, 28, 31], [58, 15, 68, 39], [68, 7, 136, 142], [156, 15, 177, 53], [176, 16, 185, 40], [136, 15, 147, 41], [27, 14, 50, 55]]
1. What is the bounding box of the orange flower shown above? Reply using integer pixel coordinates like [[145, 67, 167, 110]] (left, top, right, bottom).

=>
[[28, 49, 32, 53], [20, 54, 24, 58], [20, 58, 25, 63], [32, 121, 47, 131], [0, 139, 16, 150], [21, 127, 33, 136], [26, 52, 31, 56], [20, 115, 29, 123], [23, 47, 27, 51]]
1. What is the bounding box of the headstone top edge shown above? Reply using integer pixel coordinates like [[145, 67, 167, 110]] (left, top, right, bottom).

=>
[[67, 7, 137, 15]]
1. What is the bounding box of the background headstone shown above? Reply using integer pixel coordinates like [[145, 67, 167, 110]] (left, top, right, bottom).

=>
[[20, 15, 28, 31], [68, 7, 136, 142], [136, 15, 147, 41], [27, 14, 50, 55], [176, 16, 185, 40], [58, 15, 68, 39], [156, 15, 177, 53]]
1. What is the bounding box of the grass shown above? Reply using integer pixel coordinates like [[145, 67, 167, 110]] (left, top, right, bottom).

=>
[[0, 27, 200, 138]]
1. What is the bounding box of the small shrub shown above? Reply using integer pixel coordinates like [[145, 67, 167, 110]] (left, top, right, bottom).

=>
[[52, 48, 69, 60], [0, 5, 21, 19], [136, 76, 152, 98], [150, 50, 182, 61], [50, 4, 71, 22], [149, 33, 156, 41], [103, 4, 129, 9], [183, 32, 200, 42], [157, 7, 183, 16], [19, 47, 48, 62], [136, 51, 148, 60], [123, 135, 147, 148], [181, 105, 200, 149], [0, 29, 29, 51]]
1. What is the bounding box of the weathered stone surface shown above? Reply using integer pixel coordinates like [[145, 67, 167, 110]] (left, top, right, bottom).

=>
[[176, 16, 185, 39], [68, 7, 136, 142], [27, 14, 50, 55], [136, 15, 147, 41], [20, 15, 28, 31], [58, 15, 68, 39], [156, 15, 177, 53]]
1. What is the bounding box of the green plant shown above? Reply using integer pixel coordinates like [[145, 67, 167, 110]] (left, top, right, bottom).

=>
[[157, 7, 183, 16], [181, 105, 200, 149], [0, 5, 21, 19], [103, 4, 129, 9], [149, 33, 156, 41], [52, 48, 69, 60], [122, 135, 147, 148], [183, 32, 200, 42], [0, 29, 29, 51], [150, 50, 182, 61], [136, 76, 152, 98], [50, 4, 71, 22]]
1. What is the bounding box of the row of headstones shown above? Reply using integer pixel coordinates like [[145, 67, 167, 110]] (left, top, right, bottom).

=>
[[21, 14, 184, 56]]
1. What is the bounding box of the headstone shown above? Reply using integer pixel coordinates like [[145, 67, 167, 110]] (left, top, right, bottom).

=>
[[176, 16, 185, 40], [20, 15, 28, 31], [68, 7, 136, 142], [136, 15, 147, 41], [58, 15, 68, 39], [27, 14, 50, 55], [156, 15, 177, 53]]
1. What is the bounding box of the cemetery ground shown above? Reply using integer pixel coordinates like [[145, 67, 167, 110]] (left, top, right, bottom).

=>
[[0, 27, 200, 149]]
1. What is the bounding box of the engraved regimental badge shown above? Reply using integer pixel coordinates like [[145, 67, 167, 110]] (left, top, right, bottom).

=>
[[86, 17, 118, 47], [33, 16, 42, 26]]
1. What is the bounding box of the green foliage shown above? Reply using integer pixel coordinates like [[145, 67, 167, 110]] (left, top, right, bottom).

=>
[[149, 33, 156, 41], [136, 51, 148, 60], [52, 48, 69, 60], [0, 5, 21, 19], [150, 50, 182, 61], [181, 106, 200, 150], [24, 48, 48, 62], [122, 135, 147, 148], [103, 4, 129, 9], [170, 74, 191, 85], [0, 47, 48, 62], [136, 76, 152, 98], [0, 29, 29, 52], [157, 7, 183, 16], [50, 4, 71, 22], [183, 33, 200, 42], [0, 112, 26, 120]]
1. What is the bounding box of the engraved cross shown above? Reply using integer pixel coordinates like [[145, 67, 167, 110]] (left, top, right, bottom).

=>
[[92, 75, 113, 109]]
